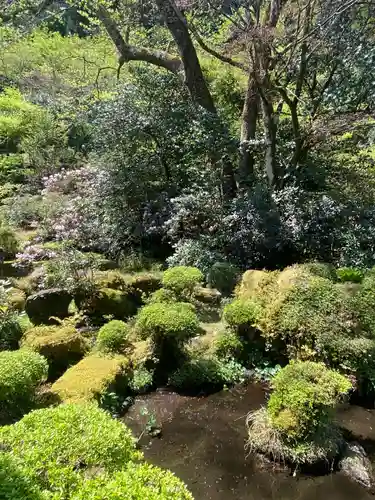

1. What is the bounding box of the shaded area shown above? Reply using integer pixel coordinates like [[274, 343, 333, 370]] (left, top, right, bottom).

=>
[[123, 383, 375, 500]]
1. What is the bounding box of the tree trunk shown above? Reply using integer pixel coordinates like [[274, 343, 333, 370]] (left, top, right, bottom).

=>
[[261, 95, 280, 187], [155, 0, 216, 113], [239, 75, 258, 188]]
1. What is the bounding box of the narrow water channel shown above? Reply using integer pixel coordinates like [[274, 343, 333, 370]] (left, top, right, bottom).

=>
[[123, 383, 375, 499]]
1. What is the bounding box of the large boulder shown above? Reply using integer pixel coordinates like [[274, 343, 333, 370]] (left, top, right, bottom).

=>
[[339, 442, 373, 490], [25, 288, 72, 325]]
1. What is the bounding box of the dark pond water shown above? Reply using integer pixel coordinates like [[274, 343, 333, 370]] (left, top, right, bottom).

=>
[[123, 383, 375, 500]]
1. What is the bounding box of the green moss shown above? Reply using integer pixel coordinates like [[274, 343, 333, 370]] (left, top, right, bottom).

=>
[[51, 354, 131, 404], [21, 325, 88, 379]]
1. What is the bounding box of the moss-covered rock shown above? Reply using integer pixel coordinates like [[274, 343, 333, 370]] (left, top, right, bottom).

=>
[[25, 288, 72, 325], [51, 354, 131, 404], [21, 325, 88, 379], [79, 287, 138, 319]]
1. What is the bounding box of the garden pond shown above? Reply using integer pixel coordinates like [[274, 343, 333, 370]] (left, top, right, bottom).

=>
[[123, 382, 375, 500]]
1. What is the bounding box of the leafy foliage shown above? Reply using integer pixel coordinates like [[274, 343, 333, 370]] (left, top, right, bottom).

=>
[[0, 404, 140, 497], [71, 463, 193, 500], [162, 266, 204, 295], [136, 302, 199, 343], [96, 320, 130, 353], [0, 349, 48, 416]]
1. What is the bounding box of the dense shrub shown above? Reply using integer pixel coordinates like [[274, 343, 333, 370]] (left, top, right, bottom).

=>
[[223, 298, 260, 335], [147, 287, 177, 304], [0, 349, 48, 416], [246, 361, 351, 465], [136, 302, 199, 343], [94, 270, 127, 290], [0, 404, 140, 497], [71, 463, 193, 500], [0, 454, 43, 500], [207, 262, 240, 296], [96, 320, 130, 353], [336, 267, 364, 283], [130, 366, 154, 393], [0, 309, 23, 350], [169, 356, 246, 391], [51, 354, 131, 404], [21, 325, 88, 379], [0, 225, 19, 257], [267, 361, 351, 441], [214, 331, 244, 360], [162, 266, 203, 294]]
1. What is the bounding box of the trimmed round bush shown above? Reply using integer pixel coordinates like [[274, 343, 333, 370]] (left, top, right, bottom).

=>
[[0, 311, 23, 350], [0, 225, 19, 257], [214, 331, 244, 360], [96, 320, 130, 353], [207, 262, 240, 296], [71, 463, 193, 500], [247, 361, 351, 465], [223, 298, 260, 334], [136, 302, 199, 342], [0, 403, 141, 497], [162, 266, 203, 294], [268, 361, 351, 440], [0, 349, 48, 416]]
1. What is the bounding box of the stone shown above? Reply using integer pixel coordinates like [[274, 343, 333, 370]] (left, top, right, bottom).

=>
[[193, 286, 222, 304], [25, 288, 72, 325], [339, 442, 373, 489]]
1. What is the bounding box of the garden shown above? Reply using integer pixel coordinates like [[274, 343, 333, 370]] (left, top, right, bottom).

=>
[[1, 0, 375, 498]]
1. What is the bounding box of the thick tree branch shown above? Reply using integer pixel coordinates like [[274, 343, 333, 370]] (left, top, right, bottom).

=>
[[97, 5, 182, 74]]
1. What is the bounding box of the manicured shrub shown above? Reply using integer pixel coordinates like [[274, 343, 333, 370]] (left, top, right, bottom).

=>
[[0, 454, 43, 500], [0, 404, 140, 497], [169, 356, 246, 391], [51, 354, 131, 404], [135, 302, 199, 342], [214, 331, 244, 360], [71, 463, 193, 500], [267, 361, 351, 440], [298, 262, 336, 280], [236, 269, 278, 301], [162, 266, 203, 294], [336, 267, 364, 283], [96, 320, 130, 353], [147, 287, 177, 304], [21, 325, 89, 379], [0, 226, 19, 258], [0, 310, 23, 350], [207, 262, 240, 296], [223, 298, 260, 335], [246, 361, 351, 465], [0, 349, 48, 416]]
